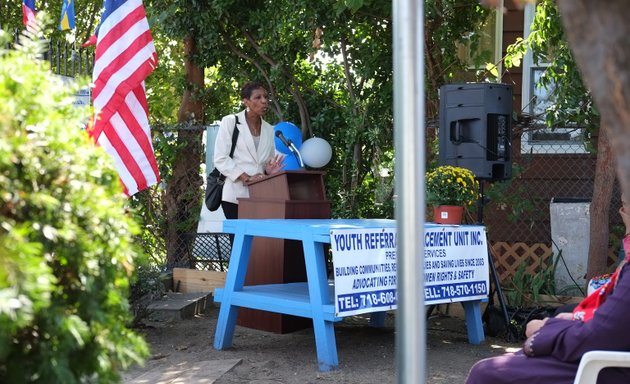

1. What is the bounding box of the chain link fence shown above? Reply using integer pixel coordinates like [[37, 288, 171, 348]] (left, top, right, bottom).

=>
[[485, 126, 622, 285], [151, 124, 228, 272], [185, 233, 232, 271]]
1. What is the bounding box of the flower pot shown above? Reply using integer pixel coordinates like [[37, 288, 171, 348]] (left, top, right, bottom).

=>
[[433, 205, 464, 225]]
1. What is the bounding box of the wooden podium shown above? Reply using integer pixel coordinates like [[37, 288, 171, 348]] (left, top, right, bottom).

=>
[[237, 170, 331, 333]]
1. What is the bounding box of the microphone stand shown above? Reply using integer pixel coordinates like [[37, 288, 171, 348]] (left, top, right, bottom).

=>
[[275, 130, 305, 169], [288, 141, 305, 168], [477, 180, 511, 338]]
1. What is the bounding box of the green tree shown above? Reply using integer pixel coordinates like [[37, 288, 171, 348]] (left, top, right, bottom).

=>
[[0, 28, 148, 382], [556, 0, 630, 275], [504, 0, 612, 279], [1, 0, 494, 266], [145, 0, 490, 265]]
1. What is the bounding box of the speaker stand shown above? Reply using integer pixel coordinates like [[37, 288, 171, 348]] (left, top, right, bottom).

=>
[[476, 181, 511, 334]]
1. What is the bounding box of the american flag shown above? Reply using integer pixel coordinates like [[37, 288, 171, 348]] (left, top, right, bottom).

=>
[[89, 0, 159, 196], [22, 0, 37, 29]]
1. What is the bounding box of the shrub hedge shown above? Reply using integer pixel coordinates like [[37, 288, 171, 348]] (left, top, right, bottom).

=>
[[0, 30, 149, 383]]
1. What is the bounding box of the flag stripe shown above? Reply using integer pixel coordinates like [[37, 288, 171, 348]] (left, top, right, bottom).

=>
[[22, 0, 37, 28], [98, 93, 159, 196], [93, 32, 155, 100], [92, 1, 156, 139], [97, 133, 135, 195], [94, 6, 149, 75], [116, 88, 159, 181], [127, 87, 159, 175], [100, 120, 147, 194], [92, 39, 156, 138], [91, 0, 159, 196]]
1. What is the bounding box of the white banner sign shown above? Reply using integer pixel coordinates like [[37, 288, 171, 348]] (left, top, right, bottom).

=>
[[330, 225, 490, 317], [423, 225, 489, 305], [330, 228, 398, 317]]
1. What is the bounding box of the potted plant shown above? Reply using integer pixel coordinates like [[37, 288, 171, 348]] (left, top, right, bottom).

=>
[[425, 165, 479, 224]]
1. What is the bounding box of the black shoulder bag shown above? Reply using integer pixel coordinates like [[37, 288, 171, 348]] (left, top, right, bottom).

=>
[[205, 116, 240, 211]]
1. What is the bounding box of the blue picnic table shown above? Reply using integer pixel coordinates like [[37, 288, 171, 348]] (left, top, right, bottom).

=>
[[213, 219, 486, 372]]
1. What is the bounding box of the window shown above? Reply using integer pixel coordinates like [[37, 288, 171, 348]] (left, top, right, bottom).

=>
[[456, 1, 503, 74], [520, 4, 587, 154]]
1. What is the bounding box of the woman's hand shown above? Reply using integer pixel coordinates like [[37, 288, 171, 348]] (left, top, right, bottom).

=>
[[554, 312, 574, 321], [239, 172, 266, 183], [238, 173, 251, 183], [265, 154, 286, 175], [525, 318, 549, 338]]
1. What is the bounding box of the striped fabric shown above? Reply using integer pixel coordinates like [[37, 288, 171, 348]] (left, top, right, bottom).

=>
[[22, 0, 37, 29], [90, 0, 159, 196]]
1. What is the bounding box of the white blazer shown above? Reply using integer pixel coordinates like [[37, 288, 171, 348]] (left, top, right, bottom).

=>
[[213, 110, 276, 204]]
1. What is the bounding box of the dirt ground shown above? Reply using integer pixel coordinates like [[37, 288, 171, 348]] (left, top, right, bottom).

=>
[[123, 304, 522, 384]]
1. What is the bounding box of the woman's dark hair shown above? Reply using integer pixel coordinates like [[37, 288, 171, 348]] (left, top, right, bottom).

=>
[[240, 81, 266, 99]]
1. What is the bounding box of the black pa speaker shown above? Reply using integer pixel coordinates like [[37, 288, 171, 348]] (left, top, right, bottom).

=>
[[438, 83, 513, 181]]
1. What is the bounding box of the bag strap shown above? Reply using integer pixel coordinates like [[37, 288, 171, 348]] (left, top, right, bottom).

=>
[[217, 115, 240, 182], [229, 115, 239, 158]]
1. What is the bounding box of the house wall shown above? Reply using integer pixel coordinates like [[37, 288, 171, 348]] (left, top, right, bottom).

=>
[[484, 3, 623, 280], [502, 0, 524, 115]]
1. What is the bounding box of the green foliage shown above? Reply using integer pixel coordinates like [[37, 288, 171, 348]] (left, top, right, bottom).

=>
[[504, 0, 599, 137], [144, 0, 398, 219], [425, 0, 493, 111], [129, 188, 166, 266], [138, 0, 490, 223], [128, 265, 167, 325], [483, 164, 546, 226], [3, 0, 502, 230], [505, 254, 558, 308], [0, 29, 148, 382]]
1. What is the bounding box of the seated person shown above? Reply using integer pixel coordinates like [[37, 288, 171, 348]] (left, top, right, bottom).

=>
[[465, 198, 630, 384]]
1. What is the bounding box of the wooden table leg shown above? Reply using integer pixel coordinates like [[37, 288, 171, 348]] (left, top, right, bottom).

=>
[[461, 300, 485, 345], [302, 232, 339, 371], [214, 230, 253, 350]]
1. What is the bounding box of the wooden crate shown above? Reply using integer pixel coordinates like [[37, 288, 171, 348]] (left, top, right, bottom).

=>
[[173, 268, 226, 293]]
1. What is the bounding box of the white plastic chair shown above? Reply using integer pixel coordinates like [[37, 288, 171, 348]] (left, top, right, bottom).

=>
[[573, 350, 630, 384]]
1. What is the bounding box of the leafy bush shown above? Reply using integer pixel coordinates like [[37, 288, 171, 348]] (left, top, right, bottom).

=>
[[0, 30, 148, 382], [505, 254, 558, 308]]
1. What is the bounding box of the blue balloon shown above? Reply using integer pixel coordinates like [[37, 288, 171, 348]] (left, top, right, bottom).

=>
[[281, 151, 302, 171], [273, 122, 302, 155]]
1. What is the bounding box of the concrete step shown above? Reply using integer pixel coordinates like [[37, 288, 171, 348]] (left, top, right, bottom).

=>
[[146, 291, 214, 322], [125, 358, 241, 384]]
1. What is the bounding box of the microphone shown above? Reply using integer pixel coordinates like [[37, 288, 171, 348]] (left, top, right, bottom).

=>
[[275, 130, 291, 148]]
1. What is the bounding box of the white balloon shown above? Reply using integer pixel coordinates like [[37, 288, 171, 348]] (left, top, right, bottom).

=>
[[300, 137, 332, 168]]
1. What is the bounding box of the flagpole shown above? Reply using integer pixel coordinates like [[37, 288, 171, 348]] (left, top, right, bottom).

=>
[[394, 0, 426, 382]]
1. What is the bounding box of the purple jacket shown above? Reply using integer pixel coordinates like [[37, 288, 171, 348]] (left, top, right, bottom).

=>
[[466, 261, 630, 384]]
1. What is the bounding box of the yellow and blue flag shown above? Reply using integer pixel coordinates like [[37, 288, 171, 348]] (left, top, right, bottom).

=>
[[59, 0, 75, 31]]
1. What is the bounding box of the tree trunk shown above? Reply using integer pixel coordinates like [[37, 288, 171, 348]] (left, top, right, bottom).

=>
[[587, 124, 615, 279], [164, 34, 205, 267], [557, 1, 630, 270]]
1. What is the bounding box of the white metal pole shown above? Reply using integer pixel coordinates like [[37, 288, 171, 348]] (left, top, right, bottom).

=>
[[393, 0, 426, 383]]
